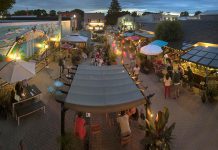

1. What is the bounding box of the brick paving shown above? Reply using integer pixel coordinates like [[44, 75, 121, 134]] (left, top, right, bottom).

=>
[[0, 49, 218, 150]]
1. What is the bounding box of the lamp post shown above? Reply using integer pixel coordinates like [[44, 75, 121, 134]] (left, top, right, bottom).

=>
[[73, 14, 77, 32]]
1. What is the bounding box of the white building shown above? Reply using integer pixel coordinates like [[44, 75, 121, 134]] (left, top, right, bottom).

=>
[[84, 13, 105, 31], [117, 14, 136, 31]]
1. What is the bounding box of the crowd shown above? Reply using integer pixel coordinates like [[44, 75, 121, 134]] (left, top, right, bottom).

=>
[[163, 56, 193, 99]]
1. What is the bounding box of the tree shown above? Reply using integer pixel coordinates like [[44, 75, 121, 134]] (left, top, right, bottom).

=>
[[14, 10, 28, 16], [180, 11, 189, 17], [70, 9, 84, 20], [194, 11, 202, 16], [142, 11, 153, 16], [106, 0, 122, 25], [131, 11, 138, 17], [49, 10, 56, 16], [155, 21, 183, 42], [0, 0, 15, 15]]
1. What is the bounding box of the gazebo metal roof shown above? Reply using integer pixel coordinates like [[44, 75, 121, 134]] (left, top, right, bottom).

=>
[[61, 65, 145, 113], [180, 46, 218, 69]]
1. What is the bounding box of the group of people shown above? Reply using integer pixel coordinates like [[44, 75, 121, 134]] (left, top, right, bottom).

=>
[[91, 48, 105, 66], [163, 57, 193, 99]]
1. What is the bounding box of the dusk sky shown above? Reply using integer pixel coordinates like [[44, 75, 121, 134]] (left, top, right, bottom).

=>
[[11, 0, 218, 14]]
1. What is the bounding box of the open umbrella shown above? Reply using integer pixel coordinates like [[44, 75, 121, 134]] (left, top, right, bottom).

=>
[[0, 60, 35, 83], [140, 44, 163, 56]]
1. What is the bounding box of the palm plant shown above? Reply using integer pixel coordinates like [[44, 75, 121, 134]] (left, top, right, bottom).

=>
[[141, 107, 175, 150]]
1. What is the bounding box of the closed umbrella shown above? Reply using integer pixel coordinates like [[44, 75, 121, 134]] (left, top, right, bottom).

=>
[[0, 60, 35, 83], [140, 44, 163, 56]]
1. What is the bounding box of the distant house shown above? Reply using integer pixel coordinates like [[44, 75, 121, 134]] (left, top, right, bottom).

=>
[[178, 16, 200, 21], [161, 14, 178, 21], [200, 10, 218, 21], [84, 13, 105, 31], [117, 14, 136, 31]]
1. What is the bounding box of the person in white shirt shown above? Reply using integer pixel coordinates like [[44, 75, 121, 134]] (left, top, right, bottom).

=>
[[133, 64, 140, 81], [163, 73, 172, 99], [117, 111, 131, 137]]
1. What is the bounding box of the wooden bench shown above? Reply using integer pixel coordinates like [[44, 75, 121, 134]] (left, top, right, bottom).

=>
[[15, 100, 45, 126]]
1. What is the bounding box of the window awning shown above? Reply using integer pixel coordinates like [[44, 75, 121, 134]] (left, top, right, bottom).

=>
[[59, 65, 146, 113]]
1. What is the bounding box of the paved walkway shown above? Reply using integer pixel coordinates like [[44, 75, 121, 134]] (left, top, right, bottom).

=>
[[0, 49, 218, 149]]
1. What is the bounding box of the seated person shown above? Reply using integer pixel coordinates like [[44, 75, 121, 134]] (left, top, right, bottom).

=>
[[74, 112, 86, 141], [117, 111, 131, 137], [15, 81, 23, 97]]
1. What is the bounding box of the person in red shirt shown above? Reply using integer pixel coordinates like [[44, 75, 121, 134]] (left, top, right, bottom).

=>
[[74, 112, 86, 140]]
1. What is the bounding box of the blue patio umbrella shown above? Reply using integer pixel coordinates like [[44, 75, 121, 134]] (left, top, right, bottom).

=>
[[54, 80, 64, 87], [150, 40, 168, 47]]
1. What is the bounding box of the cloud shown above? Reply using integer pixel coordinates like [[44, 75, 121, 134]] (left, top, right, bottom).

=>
[[10, 0, 218, 13]]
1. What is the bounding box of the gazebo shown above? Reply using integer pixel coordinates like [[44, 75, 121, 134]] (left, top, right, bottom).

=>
[[61, 34, 88, 48], [56, 65, 147, 136]]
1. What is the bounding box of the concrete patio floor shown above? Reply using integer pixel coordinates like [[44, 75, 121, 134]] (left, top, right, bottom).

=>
[[0, 58, 218, 150]]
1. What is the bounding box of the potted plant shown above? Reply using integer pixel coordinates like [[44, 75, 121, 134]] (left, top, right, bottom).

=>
[[141, 107, 176, 150]]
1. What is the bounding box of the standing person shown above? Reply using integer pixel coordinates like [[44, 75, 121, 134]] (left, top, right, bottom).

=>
[[117, 111, 131, 137], [129, 53, 135, 72], [133, 64, 140, 81], [178, 64, 184, 86], [187, 66, 194, 89], [163, 73, 172, 99], [74, 112, 86, 141], [172, 68, 181, 99]]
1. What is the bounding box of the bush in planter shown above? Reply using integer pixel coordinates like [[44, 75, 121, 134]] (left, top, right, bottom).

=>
[[57, 133, 83, 150], [109, 52, 117, 65], [0, 85, 13, 118], [141, 107, 175, 150], [206, 87, 218, 103], [71, 50, 82, 65]]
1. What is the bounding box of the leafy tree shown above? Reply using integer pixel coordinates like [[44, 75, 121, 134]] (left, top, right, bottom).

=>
[[33, 9, 47, 16], [155, 21, 183, 42], [49, 10, 56, 16], [194, 11, 202, 16], [142, 11, 153, 16], [14, 10, 28, 16], [0, 0, 15, 15], [70, 9, 84, 20], [119, 11, 130, 17], [180, 11, 189, 17], [106, 0, 122, 25], [131, 11, 138, 17]]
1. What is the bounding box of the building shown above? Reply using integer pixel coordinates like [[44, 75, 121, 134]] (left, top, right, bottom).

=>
[[200, 10, 218, 21], [136, 13, 162, 24], [84, 13, 105, 31], [117, 14, 136, 31], [161, 14, 178, 21], [178, 16, 200, 21]]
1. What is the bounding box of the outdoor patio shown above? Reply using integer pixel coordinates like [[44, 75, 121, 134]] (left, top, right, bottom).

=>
[[0, 57, 217, 149]]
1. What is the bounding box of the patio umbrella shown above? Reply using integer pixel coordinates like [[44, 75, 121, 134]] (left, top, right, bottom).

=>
[[140, 44, 163, 56], [0, 60, 35, 83]]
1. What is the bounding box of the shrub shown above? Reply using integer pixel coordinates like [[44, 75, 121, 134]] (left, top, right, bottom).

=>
[[155, 21, 183, 42]]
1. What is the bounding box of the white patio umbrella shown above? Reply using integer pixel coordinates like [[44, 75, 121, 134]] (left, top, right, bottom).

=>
[[0, 60, 36, 83], [140, 44, 163, 56]]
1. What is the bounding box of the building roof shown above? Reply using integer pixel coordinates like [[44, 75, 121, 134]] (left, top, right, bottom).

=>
[[201, 10, 218, 15], [59, 65, 145, 113], [180, 46, 218, 69], [140, 20, 218, 44], [84, 13, 105, 21]]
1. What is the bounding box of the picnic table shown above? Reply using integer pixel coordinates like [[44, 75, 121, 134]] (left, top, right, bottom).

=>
[[12, 84, 45, 126]]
